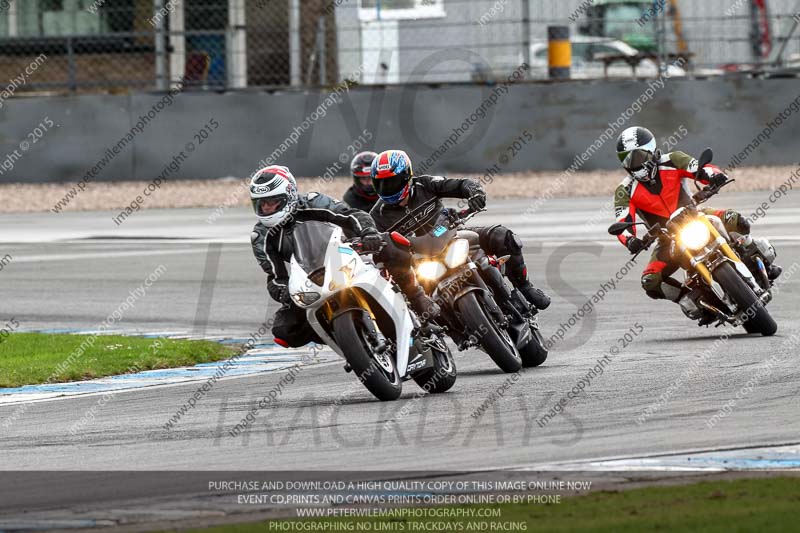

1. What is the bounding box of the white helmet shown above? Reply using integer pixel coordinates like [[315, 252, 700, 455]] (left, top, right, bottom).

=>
[[616, 126, 659, 184], [249, 165, 298, 227]]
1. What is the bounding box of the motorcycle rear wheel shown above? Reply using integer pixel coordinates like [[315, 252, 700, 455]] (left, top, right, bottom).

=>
[[412, 338, 457, 393], [520, 326, 548, 367]]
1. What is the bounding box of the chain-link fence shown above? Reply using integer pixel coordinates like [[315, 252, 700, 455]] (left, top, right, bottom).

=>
[[0, 0, 798, 94]]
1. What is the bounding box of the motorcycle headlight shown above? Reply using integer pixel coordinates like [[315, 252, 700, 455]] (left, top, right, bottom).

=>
[[417, 261, 447, 281], [293, 291, 321, 305], [444, 239, 470, 269], [680, 221, 711, 251]]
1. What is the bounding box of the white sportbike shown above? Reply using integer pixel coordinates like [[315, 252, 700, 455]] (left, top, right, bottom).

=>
[[288, 221, 457, 401]]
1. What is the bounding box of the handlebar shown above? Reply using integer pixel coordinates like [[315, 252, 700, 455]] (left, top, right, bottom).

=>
[[692, 178, 734, 205], [630, 222, 665, 260], [348, 237, 381, 255], [349, 230, 410, 255], [448, 206, 485, 229]]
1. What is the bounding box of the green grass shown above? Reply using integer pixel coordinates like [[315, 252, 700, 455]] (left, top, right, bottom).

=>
[[0, 333, 236, 388], [173, 477, 800, 533]]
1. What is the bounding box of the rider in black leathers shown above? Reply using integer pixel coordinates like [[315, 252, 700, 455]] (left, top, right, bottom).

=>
[[369, 150, 550, 310], [343, 151, 379, 213], [250, 165, 438, 347]]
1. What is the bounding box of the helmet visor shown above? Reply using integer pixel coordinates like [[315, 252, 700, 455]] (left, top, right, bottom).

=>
[[620, 149, 654, 173], [357, 176, 376, 195], [252, 195, 288, 216], [373, 173, 409, 200]]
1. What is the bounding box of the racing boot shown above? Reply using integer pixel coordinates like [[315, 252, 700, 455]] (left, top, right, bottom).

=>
[[478, 225, 551, 310], [516, 281, 551, 311], [506, 258, 550, 310], [408, 287, 441, 320]]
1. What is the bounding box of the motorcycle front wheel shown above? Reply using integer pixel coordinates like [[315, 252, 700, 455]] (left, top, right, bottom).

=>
[[333, 311, 402, 401], [457, 292, 522, 373], [713, 261, 777, 336]]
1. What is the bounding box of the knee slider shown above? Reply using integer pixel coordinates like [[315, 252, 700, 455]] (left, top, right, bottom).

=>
[[482, 225, 521, 254], [641, 272, 662, 292], [722, 209, 750, 234], [642, 273, 666, 300], [272, 323, 291, 340], [478, 225, 503, 253], [505, 229, 523, 253], [644, 289, 663, 300]]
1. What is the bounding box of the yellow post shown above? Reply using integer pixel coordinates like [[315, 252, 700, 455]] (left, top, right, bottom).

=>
[[548, 26, 571, 79]]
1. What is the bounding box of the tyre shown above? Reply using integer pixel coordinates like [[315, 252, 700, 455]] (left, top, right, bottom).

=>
[[332, 311, 402, 401], [457, 292, 522, 373], [713, 261, 777, 337], [413, 338, 457, 394], [742, 320, 759, 335], [520, 326, 548, 368]]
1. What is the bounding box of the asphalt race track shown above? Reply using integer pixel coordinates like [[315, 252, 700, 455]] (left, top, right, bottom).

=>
[[1, 192, 799, 524]]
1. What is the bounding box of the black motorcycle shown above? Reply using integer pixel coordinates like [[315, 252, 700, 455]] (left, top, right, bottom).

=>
[[389, 199, 548, 372]]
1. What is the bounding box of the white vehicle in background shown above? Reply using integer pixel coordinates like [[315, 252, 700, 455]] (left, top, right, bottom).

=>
[[288, 221, 457, 401], [526, 36, 687, 79]]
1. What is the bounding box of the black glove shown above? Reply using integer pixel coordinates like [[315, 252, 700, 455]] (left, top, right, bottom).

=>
[[709, 172, 728, 187], [360, 229, 384, 253], [467, 192, 487, 212], [626, 237, 645, 254], [275, 285, 291, 304], [462, 181, 486, 212]]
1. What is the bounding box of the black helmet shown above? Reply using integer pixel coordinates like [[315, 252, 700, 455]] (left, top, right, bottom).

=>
[[616, 127, 660, 184], [350, 151, 378, 198]]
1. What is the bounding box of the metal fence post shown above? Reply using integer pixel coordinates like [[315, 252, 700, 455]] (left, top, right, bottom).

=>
[[66, 37, 77, 92], [168, 0, 185, 89], [8, 0, 18, 37], [289, 0, 301, 87], [228, 0, 248, 89], [317, 15, 327, 86], [154, 0, 168, 90], [521, 0, 531, 74]]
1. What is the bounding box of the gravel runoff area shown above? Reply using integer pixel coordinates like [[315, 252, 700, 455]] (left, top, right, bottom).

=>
[[3, 165, 798, 214]]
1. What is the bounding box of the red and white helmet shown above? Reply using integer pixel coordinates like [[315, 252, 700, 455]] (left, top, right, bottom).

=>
[[249, 165, 298, 227]]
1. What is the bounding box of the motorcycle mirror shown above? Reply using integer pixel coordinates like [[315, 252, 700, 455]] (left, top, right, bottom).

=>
[[608, 221, 633, 236], [695, 148, 713, 179]]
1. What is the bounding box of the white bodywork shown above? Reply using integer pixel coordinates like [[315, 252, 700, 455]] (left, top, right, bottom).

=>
[[288, 226, 416, 377]]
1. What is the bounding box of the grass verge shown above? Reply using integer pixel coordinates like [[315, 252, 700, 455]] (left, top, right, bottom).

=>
[[173, 477, 800, 532], [0, 333, 236, 388]]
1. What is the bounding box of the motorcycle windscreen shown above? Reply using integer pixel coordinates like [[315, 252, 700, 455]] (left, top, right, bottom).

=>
[[293, 221, 337, 273], [409, 230, 454, 257], [408, 211, 455, 256]]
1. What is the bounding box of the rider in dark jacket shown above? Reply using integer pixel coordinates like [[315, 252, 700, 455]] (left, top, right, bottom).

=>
[[343, 151, 379, 212], [250, 165, 438, 347], [368, 150, 550, 310]]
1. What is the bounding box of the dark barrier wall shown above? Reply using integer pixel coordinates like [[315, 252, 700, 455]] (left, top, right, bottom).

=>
[[2, 78, 798, 183]]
